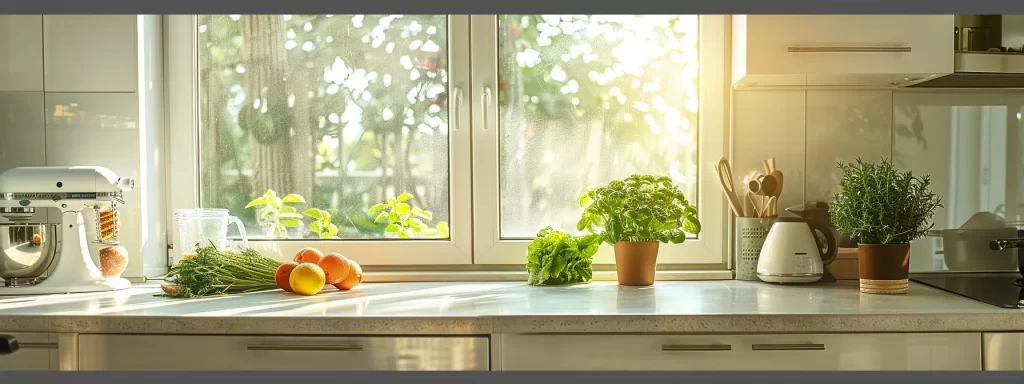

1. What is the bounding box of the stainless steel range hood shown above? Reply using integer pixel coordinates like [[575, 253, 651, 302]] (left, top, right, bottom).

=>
[[906, 51, 1024, 88], [907, 15, 1024, 88]]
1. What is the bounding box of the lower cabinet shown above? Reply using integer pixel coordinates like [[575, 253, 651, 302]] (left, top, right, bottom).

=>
[[0, 332, 58, 370], [495, 333, 982, 371], [78, 334, 489, 371], [983, 333, 1024, 370]]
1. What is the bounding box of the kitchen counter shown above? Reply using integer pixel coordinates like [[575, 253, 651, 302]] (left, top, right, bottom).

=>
[[0, 280, 1021, 335]]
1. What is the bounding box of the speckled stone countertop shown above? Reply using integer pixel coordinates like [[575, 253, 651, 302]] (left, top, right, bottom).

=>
[[0, 280, 1021, 335]]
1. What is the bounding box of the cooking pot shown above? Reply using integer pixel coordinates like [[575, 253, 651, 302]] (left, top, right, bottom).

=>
[[928, 226, 1021, 272]]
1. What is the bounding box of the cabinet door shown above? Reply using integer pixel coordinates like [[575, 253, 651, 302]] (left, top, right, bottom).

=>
[[79, 335, 489, 371], [0, 332, 57, 371], [983, 333, 1024, 370], [735, 15, 953, 86], [0, 15, 44, 91], [497, 333, 981, 371], [43, 15, 137, 92]]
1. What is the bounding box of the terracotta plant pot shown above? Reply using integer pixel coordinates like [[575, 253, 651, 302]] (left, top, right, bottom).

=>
[[613, 241, 660, 286], [857, 243, 911, 295]]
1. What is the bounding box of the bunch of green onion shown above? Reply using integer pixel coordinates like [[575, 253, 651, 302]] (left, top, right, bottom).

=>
[[161, 243, 282, 298]]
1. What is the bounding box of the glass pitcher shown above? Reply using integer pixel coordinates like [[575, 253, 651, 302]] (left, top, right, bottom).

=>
[[174, 208, 248, 258]]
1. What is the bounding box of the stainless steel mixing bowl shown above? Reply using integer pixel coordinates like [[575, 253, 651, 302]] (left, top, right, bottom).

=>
[[0, 223, 58, 280]]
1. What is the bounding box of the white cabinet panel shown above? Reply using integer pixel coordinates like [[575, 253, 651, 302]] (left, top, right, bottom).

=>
[[0, 332, 57, 371], [984, 333, 1024, 370], [43, 15, 136, 92], [0, 92, 45, 172], [734, 15, 953, 87], [0, 15, 43, 91], [79, 335, 489, 371], [497, 333, 981, 371]]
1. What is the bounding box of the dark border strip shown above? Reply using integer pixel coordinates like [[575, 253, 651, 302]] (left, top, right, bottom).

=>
[[3, 1, 1024, 15]]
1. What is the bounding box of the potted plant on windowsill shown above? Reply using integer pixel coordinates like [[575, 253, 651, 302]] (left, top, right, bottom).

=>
[[577, 175, 701, 286], [830, 157, 942, 295]]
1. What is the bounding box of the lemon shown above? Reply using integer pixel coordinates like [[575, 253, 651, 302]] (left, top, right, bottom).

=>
[[289, 263, 326, 296]]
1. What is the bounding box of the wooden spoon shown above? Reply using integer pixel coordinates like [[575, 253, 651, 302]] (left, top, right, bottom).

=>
[[770, 170, 784, 216], [757, 175, 778, 217]]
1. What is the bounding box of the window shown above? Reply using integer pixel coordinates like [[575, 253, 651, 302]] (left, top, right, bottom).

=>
[[167, 15, 727, 270]]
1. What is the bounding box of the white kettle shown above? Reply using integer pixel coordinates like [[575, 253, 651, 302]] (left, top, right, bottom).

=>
[[756, 217, 838, 283]]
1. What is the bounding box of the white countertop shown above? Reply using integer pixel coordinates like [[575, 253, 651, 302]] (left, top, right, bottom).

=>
[[0, 280, 1021, 335]]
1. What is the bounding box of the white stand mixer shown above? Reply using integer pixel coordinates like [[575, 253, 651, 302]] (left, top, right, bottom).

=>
[[0, 166, 135, 295]]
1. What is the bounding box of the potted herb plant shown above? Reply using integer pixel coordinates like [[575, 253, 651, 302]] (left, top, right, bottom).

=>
[[830, 157, 942, 295], [577, 175, 701, 286], [526, 227, 602, 286]]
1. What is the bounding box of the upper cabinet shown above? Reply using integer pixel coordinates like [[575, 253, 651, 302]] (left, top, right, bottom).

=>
[[43, 15, 137, 93], [0, 16, 44, 91], [732, 15, 954, 88]]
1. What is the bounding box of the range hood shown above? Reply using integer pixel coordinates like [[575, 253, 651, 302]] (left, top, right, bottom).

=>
[[906, 51, 1024, 88], [907, 15, 1024, 88]]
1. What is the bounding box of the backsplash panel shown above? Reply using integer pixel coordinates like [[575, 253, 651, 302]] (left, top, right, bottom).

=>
[[731, 90, 806, 215], [735, 88, 1024, 272], [805, 90, 892, 203]]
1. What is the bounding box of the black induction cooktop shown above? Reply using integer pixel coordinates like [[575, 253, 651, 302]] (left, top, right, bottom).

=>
[[911, 275, 1024, 309]]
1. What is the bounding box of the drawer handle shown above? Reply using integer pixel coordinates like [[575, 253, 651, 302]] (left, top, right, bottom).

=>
[[19, 342, 58, 350], [662, 344, 732, 351], [246, 344, 364, 352], [751, 343, 826, 351], [788, 46, 912, 53]]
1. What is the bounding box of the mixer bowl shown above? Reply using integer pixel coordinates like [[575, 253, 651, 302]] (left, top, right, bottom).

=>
[[0, 223, 58, 280]]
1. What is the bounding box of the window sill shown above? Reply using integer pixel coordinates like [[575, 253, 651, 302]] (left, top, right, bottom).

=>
[[360, 270, 734, 283]]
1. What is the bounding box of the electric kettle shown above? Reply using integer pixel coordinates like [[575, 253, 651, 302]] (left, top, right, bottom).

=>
[[756, 217, 838, 283]]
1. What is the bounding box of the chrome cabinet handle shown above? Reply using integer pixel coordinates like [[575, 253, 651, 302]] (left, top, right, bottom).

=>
[[481, 86, 493, 131], [246, 344, 364, 352], [451, 87, 463, 132], [788, 46, 911, 53], [662, 344, 732, 351], [19, 342, 58, 349], [751, 343, 826, 351]]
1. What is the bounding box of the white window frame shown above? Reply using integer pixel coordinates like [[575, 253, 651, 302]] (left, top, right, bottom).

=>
[[165, 14, 729, 270], [469, 15, 729, 267], [165, 15, 474, 266]]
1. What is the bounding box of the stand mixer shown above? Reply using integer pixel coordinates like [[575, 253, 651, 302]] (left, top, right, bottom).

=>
[[0, 166, 134, 295]]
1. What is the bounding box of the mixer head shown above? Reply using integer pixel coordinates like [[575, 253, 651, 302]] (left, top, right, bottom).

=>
[[0, 166, 135, 222]]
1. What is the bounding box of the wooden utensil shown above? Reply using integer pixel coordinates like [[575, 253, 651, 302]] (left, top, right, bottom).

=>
[[748, 174, 777, 217], [770, 170, 784, 216], [747, 192, 762, 218], [763, 157, 776, 175], [758, 175, 777, 217], [765, 196, 778, 217], [715, 158, 745, 217]]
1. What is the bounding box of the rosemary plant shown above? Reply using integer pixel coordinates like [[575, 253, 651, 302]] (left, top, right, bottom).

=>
[[830, 157, 942, 245]]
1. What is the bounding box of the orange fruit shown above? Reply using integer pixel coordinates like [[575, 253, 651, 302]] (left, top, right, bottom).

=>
[[289, 263, 326, 296], [293, 247, 324, 264], [274, 262, 299, 292], [317, 253, 352, 285], [333, 259, 363, 291]]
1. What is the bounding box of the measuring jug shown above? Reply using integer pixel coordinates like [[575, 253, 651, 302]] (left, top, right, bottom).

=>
[[174, 208, 248, 258]]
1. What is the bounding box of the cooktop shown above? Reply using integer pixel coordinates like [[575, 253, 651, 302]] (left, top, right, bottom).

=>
[[911, 274, 1024, 309]]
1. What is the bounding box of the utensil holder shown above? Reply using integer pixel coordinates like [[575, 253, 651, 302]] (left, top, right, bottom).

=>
[[734, 217, 776, 281]]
